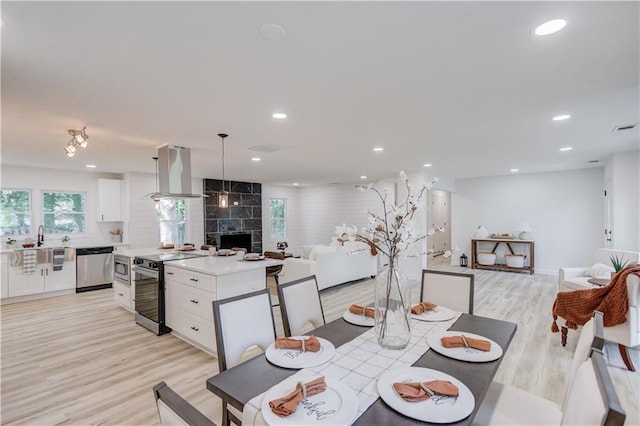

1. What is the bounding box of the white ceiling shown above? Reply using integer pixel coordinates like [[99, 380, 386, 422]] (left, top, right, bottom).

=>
[[2, 1, 639, 186]]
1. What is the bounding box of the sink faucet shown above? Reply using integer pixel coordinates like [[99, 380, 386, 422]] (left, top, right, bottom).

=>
[[37, 225, 44, 247]]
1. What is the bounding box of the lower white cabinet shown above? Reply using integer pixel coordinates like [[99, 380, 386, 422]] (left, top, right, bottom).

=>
[[164, 264, 265, 356], [1, 254, 9, 298], [113, 281, 131, 310]]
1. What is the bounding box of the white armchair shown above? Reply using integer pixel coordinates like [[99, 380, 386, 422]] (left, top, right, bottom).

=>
[[559, 248, 639, 292], [604, 271, 640, 371]]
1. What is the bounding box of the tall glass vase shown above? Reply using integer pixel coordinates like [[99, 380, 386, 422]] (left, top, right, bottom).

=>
[[374, 259, 411, 349]]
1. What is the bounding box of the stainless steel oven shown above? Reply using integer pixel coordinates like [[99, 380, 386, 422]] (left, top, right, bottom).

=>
[[114, 254, 130, 285]]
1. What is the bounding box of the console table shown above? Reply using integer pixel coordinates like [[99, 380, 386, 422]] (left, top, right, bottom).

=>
[[471, 238, 534, 274]]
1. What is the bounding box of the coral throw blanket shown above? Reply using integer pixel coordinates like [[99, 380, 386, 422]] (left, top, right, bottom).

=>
[[552, 263, 640, 332]]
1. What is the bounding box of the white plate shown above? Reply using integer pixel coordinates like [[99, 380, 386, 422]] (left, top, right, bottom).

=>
[[411, 305, 456, 322], [427, 331, 503, 362], [216, 250, 236, 256], [377, 367, 475, 424], [261, 374, 358, 426], [244, 254, 265, 261], [265, 337, 336, 369], [342, 310, 375, 327]]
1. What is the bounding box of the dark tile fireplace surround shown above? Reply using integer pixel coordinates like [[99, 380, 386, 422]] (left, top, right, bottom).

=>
[[203, 179, 262, 254]]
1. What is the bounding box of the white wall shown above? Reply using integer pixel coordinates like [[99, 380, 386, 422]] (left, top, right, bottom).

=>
[[604, 151, 640, 251], [261, 185, 304, 254], [0, 165, 123, 245], [451, 168, 604, 274]]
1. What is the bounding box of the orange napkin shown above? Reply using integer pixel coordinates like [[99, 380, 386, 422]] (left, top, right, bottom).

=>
[[349, 304, 375, 318], [393, 380, 459, 402], [411, 301, 438, 315], [269, 376, 327, 417], [274, 335, 321, 352], [441, 335, 491, 351]]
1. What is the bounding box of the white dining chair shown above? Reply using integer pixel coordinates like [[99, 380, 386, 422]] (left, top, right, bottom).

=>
[[277, 275, 326, 337], [153, 381, 216, 426], [420, 269, 474, 314], [473, 312, 625, 425], [212, 289, 276, 426]]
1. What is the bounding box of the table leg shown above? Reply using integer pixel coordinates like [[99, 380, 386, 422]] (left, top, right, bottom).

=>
[[561, 326, 568, 346]]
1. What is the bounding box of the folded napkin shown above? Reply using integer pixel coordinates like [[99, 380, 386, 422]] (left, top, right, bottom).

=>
[[274, 335, 321, 352], [269, 376, 327, 417], [349, 304, 375, 318], [393, 380, 459, 402], [441, 335, 491, 351], [411, 301, 438, 315]]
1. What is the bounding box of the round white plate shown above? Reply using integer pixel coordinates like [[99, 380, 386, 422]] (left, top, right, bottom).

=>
[[342, 310, 375, 327], [216, 250, 236, 256], [261, 374, 358, 426], [427, 331, 503, 362], [265, 337, 336, 369], [244, 254, 265, 261], [377, 367, 475, 424], [411, 305, 456, 322]]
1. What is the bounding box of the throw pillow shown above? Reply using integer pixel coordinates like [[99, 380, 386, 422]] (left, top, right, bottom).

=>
[[308, 245, 336, 261], [583, 263, 615, 278]]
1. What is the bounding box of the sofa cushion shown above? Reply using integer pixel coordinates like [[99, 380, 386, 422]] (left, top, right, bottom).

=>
[[583, 263, 615, 279], [308, 245, 336, 262]]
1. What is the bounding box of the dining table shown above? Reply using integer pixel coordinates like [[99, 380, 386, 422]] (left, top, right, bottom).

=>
[[206, 313, 517, 425]]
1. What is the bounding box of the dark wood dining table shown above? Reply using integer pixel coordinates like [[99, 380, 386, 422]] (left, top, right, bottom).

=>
[[206, 313, 517, 425]]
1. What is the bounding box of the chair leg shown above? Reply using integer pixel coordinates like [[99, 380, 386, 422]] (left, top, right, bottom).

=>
[[274, 275, 279, 285], [618, 344, 636, 372], [561, 326, 568, 346]]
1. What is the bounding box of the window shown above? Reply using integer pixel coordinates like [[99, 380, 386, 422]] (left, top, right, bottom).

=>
[[0, 189, 31, 236], [157, 199, 186, 243], [43, 191, 86, 234], [269, 198, 286, 239]]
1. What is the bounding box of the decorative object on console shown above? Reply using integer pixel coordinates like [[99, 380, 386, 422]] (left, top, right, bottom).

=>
[[490, 233, 513, 239], [64, 126, 89, 157], [477, 252, 497, 265], [518, 222, 533, 240], [474, 225, 489, 239], [459, 253, 468, 267], [335, 171, 449, 350], [217, 133, 229, 208], [276, 241, 288, 253]]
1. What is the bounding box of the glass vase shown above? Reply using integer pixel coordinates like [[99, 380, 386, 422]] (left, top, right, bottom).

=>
[[374, 260, 411, 349]]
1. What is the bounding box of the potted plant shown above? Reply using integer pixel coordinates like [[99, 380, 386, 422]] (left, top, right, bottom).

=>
[[610, 254, 630, 273], [110, 229, 123, 243]]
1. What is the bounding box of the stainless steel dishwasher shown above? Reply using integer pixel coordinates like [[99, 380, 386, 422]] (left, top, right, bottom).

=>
[[76, 246, 114, 292]]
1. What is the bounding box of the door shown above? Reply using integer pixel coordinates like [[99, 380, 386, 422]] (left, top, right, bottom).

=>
[[604, 179, 612, 248]]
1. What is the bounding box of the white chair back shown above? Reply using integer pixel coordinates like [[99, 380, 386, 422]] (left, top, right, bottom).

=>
[[561, 351, 626, 426], [153, 381, 215, 426], [420, 269, 474, 314], [277, 275, 325, 336], [212, 289, 276, 371]]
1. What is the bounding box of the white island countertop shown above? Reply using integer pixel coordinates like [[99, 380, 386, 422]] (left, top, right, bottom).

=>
[[166, 255, 283, 276]]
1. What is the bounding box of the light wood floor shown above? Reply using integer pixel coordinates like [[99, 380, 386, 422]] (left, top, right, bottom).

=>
[[1, 261, 638, 425]]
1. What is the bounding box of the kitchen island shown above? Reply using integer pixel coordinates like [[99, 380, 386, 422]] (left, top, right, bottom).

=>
[[163, 255, 283, 356]]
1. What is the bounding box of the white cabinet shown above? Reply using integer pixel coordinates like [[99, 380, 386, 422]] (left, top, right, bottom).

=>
[[98, 178, 123, 222], [9, 265, 45, 297], [1, 253, 9, 298], [6, 250, 76, 298], [45, 260, 76, 292], [113, 281, 131, 309]]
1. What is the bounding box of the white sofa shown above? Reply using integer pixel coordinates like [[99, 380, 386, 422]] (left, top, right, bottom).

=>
[[281, 244, 377, 291], [559, 248, 640, 292]]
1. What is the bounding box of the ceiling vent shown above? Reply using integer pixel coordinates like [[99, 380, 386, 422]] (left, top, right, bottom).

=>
[[612, 123, 638, 132], [248, 144, 290, 153]]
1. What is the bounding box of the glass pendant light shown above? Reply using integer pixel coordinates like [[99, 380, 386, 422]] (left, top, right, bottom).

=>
[[218, 133, 229, 208]]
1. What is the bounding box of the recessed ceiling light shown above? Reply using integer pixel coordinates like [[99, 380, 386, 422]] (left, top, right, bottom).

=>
[[360, 175, 367, 179], [272, 113, 287, 119], [423, 163, 432, 168], [85, 164, 96, 168], [534, 19, 566, 36], [510, 168, 519, 173], [292, 182, 299, 186], [553, 114, 571, 121], [373, 147, 384, 152], [559, 147, 573, 152], [251, 157, 261, 162]]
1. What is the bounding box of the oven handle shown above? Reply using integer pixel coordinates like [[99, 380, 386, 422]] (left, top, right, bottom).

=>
[[133, 265, 159, 279]]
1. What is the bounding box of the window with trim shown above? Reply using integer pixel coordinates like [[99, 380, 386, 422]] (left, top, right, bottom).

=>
[[269, 198, 287, 239], [157, 199, 186, 244], [0, 189, 32, 236], [43, 191, 86, 234]]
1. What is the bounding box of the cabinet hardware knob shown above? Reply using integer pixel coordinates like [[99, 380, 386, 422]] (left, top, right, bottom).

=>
[[190, 299, 199, 304], [190, 326, 199, 332], [167, 272, 174, 275], [190, 278, 198, 282], [118, 293, 123, 296]]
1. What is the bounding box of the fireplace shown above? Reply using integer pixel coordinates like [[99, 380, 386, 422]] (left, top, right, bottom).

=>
[[219, 233, 252, 252]]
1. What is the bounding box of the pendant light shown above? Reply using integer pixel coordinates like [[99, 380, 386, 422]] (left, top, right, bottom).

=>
[[152, 156, 160, 210], [218, 133, 229, 208]]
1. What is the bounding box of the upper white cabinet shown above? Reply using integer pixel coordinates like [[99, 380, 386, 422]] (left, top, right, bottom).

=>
[[98, 178, 123, 222]]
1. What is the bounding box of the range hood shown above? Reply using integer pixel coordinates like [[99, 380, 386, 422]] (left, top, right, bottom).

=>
[[149, 144, 208, 200]]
